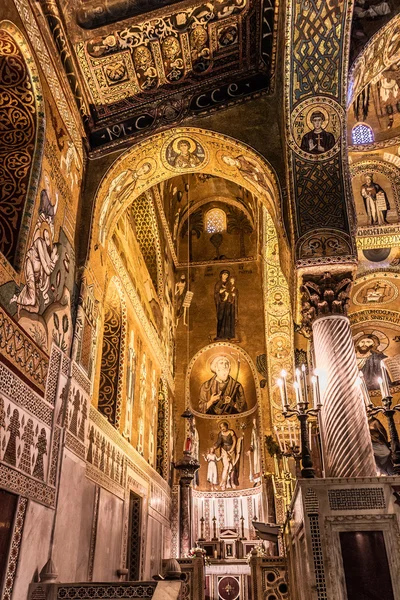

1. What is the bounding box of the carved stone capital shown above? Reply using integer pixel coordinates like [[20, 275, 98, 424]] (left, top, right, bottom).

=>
[[174, 451, 200, 484], [300, 271, 353, 333]]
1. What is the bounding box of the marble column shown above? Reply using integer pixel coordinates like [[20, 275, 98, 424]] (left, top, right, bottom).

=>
[[302, 273, 376, 478], [174, 452, 200, 557]]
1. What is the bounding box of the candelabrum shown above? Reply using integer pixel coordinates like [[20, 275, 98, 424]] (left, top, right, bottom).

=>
[[358, 367, 400, 475], [277, 365, 322, 479]]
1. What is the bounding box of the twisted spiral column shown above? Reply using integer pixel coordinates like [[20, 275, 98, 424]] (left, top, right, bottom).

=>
[[313, 315, 375, 478]]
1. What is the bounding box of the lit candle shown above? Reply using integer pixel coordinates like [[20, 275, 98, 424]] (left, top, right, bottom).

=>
[[313, 369, 322, 407], [277, 378, 286, 412], [311, 376, 318, 409], [357, 374, 372, 408], [280, 370, 288, 407], [293, 381, 301, 408], [380, 361, 390, 398], [377, 376, 386, 400], [301, 364, 309, 406], [295, 369, 303, 403]]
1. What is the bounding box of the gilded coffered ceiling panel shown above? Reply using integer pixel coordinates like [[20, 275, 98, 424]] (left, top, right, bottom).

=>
[[56, 0, 278, 148]]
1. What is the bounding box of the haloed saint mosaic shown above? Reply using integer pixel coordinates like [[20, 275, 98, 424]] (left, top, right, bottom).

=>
[[289, 97, 343, 161], [186, 344, 262, 492], [164, 136, 207, 171]]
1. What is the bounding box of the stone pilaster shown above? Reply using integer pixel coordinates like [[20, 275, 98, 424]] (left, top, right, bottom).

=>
[[301, 273, 375, 478]]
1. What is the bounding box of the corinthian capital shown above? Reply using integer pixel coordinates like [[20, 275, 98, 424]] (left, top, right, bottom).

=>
[[300, 271, 353, 332]]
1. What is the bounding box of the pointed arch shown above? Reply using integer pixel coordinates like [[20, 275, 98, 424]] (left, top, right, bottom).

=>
[[0, 21, 45, 272], [93, 127, 283, 256]]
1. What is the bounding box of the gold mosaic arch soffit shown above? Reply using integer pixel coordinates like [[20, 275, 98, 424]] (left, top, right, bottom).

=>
[[94, 128, 282, 250], [348, 13, 400, 106]]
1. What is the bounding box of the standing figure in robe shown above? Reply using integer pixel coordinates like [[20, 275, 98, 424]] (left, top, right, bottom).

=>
[[214, 270, 238, 340], [361, 173, 390, 226]]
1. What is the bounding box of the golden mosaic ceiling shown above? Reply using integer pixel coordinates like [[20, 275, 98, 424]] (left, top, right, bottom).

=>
[[57, 0, 277, 149]]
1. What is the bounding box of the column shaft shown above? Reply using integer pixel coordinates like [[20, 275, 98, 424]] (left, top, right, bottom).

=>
[[313, 315, 375, 478], [179, 479, 192, 556]]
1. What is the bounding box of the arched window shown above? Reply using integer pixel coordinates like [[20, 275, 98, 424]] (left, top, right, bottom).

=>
[[0, 23, 45, 271], [205, 208, 226, 233], [98, 279, 126, 427], [352, 123, 374, 145]]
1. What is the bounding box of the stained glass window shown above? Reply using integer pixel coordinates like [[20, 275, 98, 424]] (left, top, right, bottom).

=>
[[352, 123, 374, 144], [205, 208, 226, 233]]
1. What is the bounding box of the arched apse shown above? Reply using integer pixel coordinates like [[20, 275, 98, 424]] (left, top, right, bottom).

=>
[[92, 127, 288, 275], [0, 21, 45, 272]]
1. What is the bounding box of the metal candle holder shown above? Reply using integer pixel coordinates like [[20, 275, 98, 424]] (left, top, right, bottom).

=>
[[277, 365, 321, 479]]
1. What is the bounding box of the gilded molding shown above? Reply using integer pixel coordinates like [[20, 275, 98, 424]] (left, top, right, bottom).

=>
[[263, 210, 294, 425], [356, 233, 400, 249]]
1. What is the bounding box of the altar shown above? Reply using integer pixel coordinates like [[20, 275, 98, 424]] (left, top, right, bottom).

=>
[[204, 559, 252, 600]]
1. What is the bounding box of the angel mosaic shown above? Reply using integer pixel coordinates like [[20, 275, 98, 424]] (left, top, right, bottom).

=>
[[99, 162, 152, 243], [221, 154, 271, 194]]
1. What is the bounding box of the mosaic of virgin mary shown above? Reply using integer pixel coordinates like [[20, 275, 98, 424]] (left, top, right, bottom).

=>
[[214, 270, 238, 340]]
